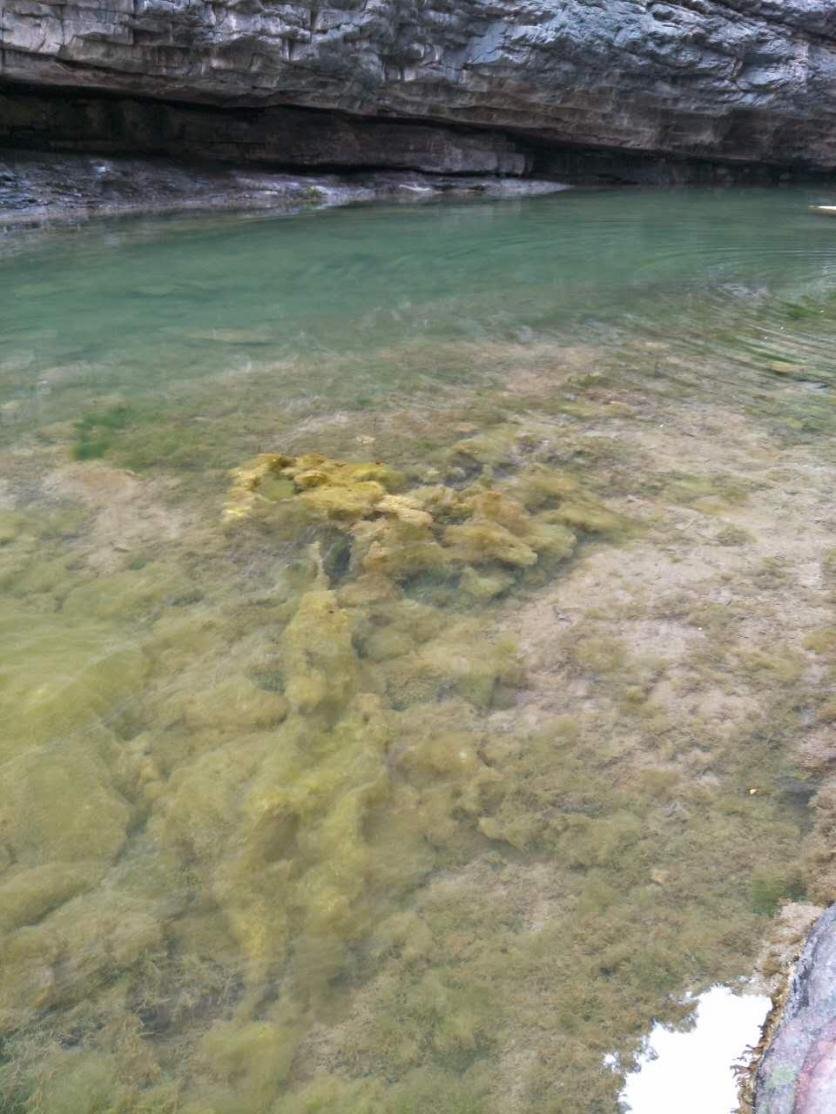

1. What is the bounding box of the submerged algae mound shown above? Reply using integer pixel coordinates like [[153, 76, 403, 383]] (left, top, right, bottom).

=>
[[224, 453, 404, 527], [0, 603, 153, 1041], [222, 448, 622, 593], [0, 442, 630, 1114], [199, 442, 611, 1000], [0, 606, 148, 760]]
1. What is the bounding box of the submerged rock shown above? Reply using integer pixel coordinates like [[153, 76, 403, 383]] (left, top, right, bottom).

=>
[[755, 904, 836, 1113], [222, 448, 609, 593]]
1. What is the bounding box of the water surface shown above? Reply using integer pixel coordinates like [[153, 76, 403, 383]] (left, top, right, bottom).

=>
[[0, 188, 834, 1113]]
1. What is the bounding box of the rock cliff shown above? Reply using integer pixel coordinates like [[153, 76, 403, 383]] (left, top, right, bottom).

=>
[[2, 2, 836, 178]]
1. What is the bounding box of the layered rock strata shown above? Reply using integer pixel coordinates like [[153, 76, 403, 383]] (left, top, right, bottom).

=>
[[0, 83, 530, 176], [2, 1, 836, 176], [0, 147, 567, 225]]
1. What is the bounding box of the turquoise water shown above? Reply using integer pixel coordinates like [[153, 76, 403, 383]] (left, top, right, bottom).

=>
[[0, 188, 834, 1113], [3, 189, 835, 417]]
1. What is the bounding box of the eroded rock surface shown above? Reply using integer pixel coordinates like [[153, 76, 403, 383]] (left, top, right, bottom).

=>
[[756, 905, 836, 1114], [2, 1, 836, 173], [0, 147, 567, 224]]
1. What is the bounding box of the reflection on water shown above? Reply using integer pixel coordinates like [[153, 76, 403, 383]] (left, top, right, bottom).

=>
[[0, 189, 834, 1113], [617, 986, 771, 1114]]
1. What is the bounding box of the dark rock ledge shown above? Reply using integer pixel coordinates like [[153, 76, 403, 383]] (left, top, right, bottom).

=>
[[2, 80, 822, 209], [0, 147, 571, 227], [1, 82, 826, 226]]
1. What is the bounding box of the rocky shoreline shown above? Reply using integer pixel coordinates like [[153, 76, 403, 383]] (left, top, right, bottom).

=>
[[3, 0, 836, 218], [0, 149, 570, 227], [754, 904, 836, 1114]]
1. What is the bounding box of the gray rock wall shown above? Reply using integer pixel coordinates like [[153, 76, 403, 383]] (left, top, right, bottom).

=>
[[2, 1, 836, 172]]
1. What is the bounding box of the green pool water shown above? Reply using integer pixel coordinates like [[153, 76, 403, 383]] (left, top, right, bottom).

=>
[[0, 188, 834, 1114]]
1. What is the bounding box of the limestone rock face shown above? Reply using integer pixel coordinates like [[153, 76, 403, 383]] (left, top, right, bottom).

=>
[[1, 1, 836, 172]]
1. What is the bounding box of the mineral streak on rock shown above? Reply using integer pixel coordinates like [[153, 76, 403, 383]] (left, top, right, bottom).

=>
[[2, 1, 836, 175], [755, 904, 836, 1114]]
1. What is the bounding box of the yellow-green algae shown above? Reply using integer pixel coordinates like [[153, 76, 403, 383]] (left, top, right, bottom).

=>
[[222, 450, 597, 586], [0, 353, 832, 1114]]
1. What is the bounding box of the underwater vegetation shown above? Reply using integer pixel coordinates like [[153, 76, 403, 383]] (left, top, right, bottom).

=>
[[221, 447, 617, 591], [72, 405, 137, 461], [0, 393, 829, 1114], [0, 431, 636, 1113]]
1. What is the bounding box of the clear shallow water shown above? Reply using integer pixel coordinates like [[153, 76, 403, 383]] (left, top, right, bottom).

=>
[[0, 189, 834, 1113], [3, 188, 836, 424]]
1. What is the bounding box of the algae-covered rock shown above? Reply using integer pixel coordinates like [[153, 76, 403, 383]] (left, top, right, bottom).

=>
[[512, 465, 581, 509], [352, 515, 450, 581], [272, 1074, 383, 1112], [300, 479, 386, 522], [223, 453, 294, 521], [0, 604, 147, 759], [0, 924, 58, 1031], [459, 567, 514, 602], [195, 1017, 299, 1112], [158, 682, 393, 980], [0, 888, 163, 1031], [158, 734, 272, 862], [391, 704, 504, 837], [237, 692, 391, 944], [361, 624, 415, 662], [383, 624, 522, 710], [149, 611, 229, 666], [1, 741, 131, 866], [0, 862, 103, 933], [157, 731, 293, 972], [164, 676, 288, 733], [444, 520, 538, 568], [465, 489, 531, 534], [281, 588, 359, 717], [223, 449, 609, 592], [22, 1051, 130, 1114], [224, 452, 403, 524], [527, 517, 578, 560], [444, 487, 580, 570]]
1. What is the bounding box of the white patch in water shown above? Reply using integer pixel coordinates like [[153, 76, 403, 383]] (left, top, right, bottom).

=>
[[617, 985, 771, 1114]]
